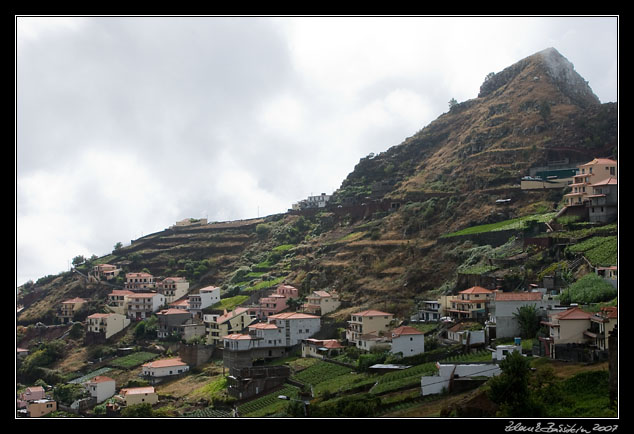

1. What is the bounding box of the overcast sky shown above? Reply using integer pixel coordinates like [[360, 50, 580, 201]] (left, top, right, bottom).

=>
[[15, 16, 618, 286]]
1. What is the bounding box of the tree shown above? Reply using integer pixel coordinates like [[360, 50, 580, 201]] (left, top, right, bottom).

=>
[[113, 242, 123, 252], [121, 403, 154, 418], [513, 304, 541, 339], [72, 255, 86, 267], [448, 98, 458, 110], [488, 351, 544, 417]]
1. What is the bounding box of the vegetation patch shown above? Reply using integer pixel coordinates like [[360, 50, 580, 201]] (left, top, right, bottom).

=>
[[565, 235, 617, 267], [442, 213, 556, 238], [108, 352, 158, 370]]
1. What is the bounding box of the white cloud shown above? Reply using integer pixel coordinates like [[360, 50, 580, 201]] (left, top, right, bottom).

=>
[[15, 16, 618, 286]]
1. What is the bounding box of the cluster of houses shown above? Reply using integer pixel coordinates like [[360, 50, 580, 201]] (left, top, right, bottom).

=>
[[521, 157, 618, 224], [16, 373, 164, 417]]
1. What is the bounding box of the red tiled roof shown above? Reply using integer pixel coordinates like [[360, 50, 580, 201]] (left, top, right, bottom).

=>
[[87, 376, 115, 384], [391, 326, 424, 337], [556, 307, 593, 321], [459, 286, 493, 294], [87, 313, 113, 319], [158, 308, 190, 315]]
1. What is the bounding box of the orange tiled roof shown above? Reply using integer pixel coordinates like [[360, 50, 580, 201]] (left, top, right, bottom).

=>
[[459, 286, 493, 294], [556, 307, 593, 321], [592, 176, 618, 186], [352, 310, 393, 317], [87, 376, 115, 384], [121, 386, 155, 395], [268, 312, 320, 320], [495, 292, 543, 301], [142, 357, 187, 369], [109, 290, 135, 296], [223, 333, 253, 340], [581, 158, 617, 167], [391, 326, 424, 337], [62, 297, 87, 304], [249, 322, 278, 330]]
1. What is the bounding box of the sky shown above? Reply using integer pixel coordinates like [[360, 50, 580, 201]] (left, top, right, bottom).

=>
[[15, 15, 618, 286]]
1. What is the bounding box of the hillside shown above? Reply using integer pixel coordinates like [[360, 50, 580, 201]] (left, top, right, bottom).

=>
[[16, 48, 618, 418]]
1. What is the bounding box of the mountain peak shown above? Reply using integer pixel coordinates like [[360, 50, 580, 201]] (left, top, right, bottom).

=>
[[479, 47, 600, 107]]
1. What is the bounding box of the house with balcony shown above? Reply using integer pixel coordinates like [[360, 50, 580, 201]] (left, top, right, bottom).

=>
[[124, 272, 156, 291], [188, 286, 221, 320], [248, 293, 289, 320], [222, 313, 321, 368], [564, 158, 617, 207], [90, 263, 121, 282], [17, 386, 46, 409], [156, 308, 205, 341], [411, 300, 442, 322], [585, 306, 618, 352], [537, 306, 616, 360], [205, 307, 256, 346], [267, 312, 321, 348], [446, 286, 494, 320], [85, 312, 131, 344], [169, 298, 190, 310], [302, 290, 341, 316], [345, 310, 394, 346], [276, 284, 300, 299], [587, 177, 618, 223], [57, 297, 87, 324], [246, 284, 300, 320], [126, 292, 165, 321], [301, 338, 345, 359], [107, 290, 136, 315], [156, 277, 190, 304]]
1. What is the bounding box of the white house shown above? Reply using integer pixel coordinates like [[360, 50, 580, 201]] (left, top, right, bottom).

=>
[[421, 363, 502, 396], [84, 376, 116, 403], [156, 277, 190, 304], [492, 343, 522, 361], [489, 291, 558, 339], [141, 357, 190, 378], [267, 312, 321, 347], [188, 286, 221, 319], [85, 312, 131, 340], [390, 326, 425, 357], [127, 292, 166, 320]]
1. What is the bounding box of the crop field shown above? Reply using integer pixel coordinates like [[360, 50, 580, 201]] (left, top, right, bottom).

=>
[[237, 384, 300, 417]]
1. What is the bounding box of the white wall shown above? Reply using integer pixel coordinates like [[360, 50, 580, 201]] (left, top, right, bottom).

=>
[[391, 334, 425, 356]]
